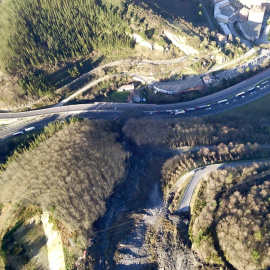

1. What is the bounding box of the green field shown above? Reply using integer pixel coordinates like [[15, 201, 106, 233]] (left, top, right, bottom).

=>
[[221, 93, 270, 118], [97, 91, 130, 103]]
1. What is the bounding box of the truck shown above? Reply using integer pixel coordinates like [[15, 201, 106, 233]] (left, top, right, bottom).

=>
[[235, 91, 245, 98], [174, 110, 185, 115], [218, 99, 227, 104], [185, 108, 195, 112], [196, 104, 210, 109], [247, 87, 255, 93]]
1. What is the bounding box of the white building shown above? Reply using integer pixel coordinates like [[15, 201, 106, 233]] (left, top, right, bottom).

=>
[[238, 0, 261, 8], [214, 0, 230, 23], [214, 5, 220, 18], [219, 0, 230, 8], [117, 84, 135, 92], [202, 76, 213, 84], [248, 5, 265, 24]]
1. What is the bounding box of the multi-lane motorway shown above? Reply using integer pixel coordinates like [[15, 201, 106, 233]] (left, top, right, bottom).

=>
[[1, 66, 270, 119], [1, 67, 270, 141]]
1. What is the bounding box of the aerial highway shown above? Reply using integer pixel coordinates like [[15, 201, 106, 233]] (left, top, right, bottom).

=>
[[1, 66, 270, 142], [0, 78, 269, 142], [1, 66, 270, 120]]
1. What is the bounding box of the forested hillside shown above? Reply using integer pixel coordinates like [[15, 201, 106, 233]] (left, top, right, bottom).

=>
[[0, 120, 129, 242], [190, 164, 270, 269], [0, 0, 217, 109], [123, 116, 270, 147], [0, 0, 133, 73]]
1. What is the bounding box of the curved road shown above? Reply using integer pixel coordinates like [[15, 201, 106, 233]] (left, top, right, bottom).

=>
[[1, 66, 270, 120], [178, 160, 267, 212]]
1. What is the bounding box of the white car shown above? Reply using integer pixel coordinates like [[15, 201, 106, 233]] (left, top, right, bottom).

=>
[[25, 127, 35, 132], [13, 131, 24, 136]]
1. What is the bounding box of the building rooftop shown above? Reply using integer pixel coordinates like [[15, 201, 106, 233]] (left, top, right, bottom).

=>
[[240, 7, 249, 15], [219, 22, 232, 35], [250, 5, 265, 13], [117, 84, 135, 91], [248, 5, 265, 24]]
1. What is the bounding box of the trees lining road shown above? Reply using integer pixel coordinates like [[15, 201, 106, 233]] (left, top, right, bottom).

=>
[[178, 160, 268, 213], [1, 70, 270, 141], [1, 66, 270, 119]]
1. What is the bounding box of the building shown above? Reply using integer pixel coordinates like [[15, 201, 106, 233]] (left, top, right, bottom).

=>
[[219, 0, 230, 8], [214, 4, 221, 18], [238, 21, 262, 41], [132, 94, 141, 103], [214, 0, 230, 23], [237, 0, 270, 10], [117, 84, 135, 92], [248, 5, 265, 24], [238, 0, 261, 8], [216, 14, 230, 23], [239, 7, 250, 21], [216, 33, 228, 42], [202, 76, 213, 84]]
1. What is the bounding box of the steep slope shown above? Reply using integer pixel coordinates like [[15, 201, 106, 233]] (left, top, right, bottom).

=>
[[0, 0, 213, 109], [190, 164, 270, 269], [0, 120, 129, 242], [0, 0, 133, 73]]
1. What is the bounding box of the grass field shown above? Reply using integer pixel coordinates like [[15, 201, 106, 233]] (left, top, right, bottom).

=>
[[97, 91, 130, 103], [220, 93, 270, 118]]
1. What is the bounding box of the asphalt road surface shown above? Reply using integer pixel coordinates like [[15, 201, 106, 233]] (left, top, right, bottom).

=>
[[0, 110, 120, 141], [178, 160, 267, 212], [1, 67, 270, 120], [178, 164, 224, 213], [1, 68, 270, 142]]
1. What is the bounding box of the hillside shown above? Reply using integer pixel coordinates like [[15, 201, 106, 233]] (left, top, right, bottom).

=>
[[1, 96, 270, 268], [190, 164, 270, 269], [0, 0, 135, 74], [0, 120, 128, 251], [0, 0, 216, 109]]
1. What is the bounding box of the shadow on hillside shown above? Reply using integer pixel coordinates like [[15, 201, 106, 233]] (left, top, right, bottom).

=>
[[135, 0, 209, 29]]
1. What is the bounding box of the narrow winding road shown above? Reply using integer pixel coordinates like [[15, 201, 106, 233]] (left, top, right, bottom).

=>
[[178, 160, 268, 212]]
